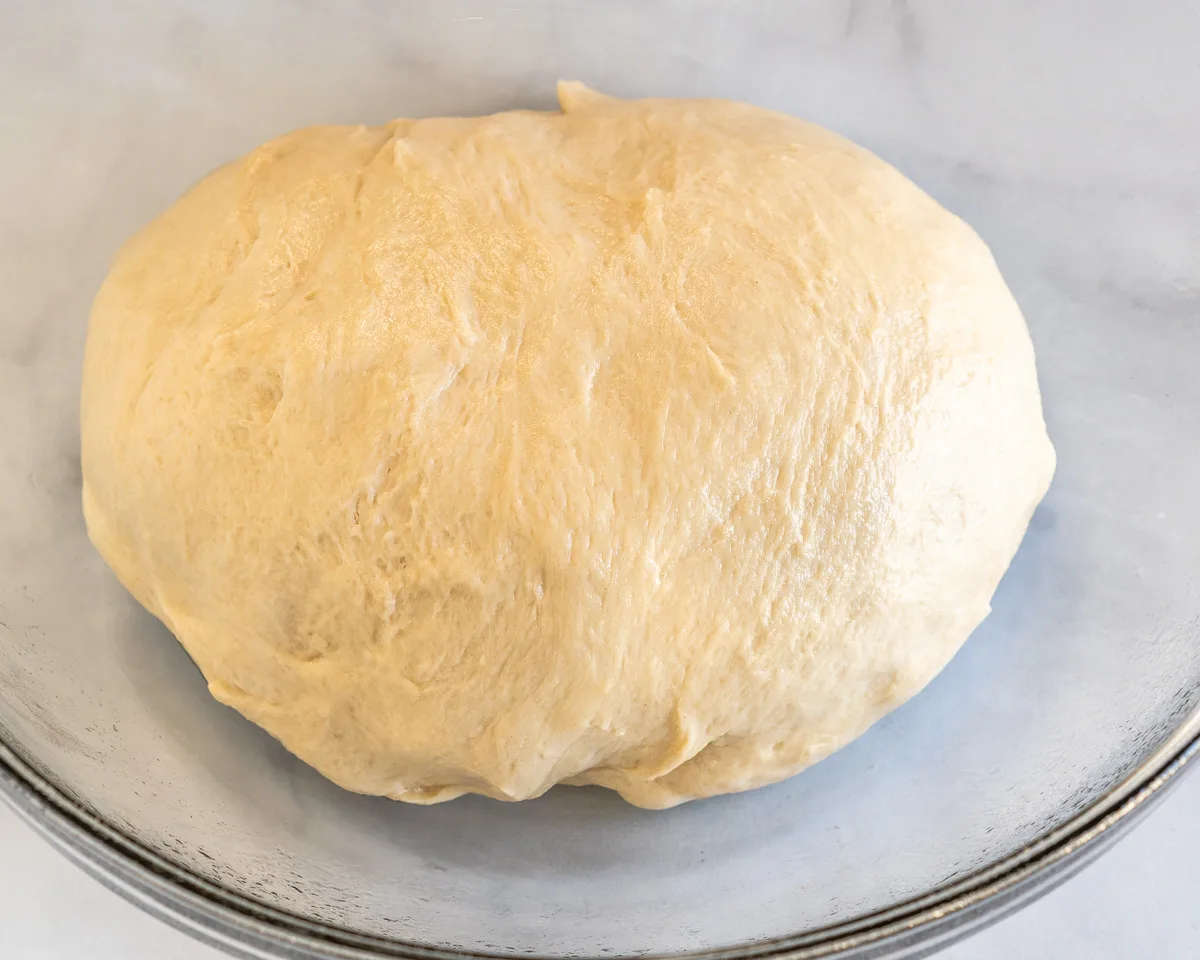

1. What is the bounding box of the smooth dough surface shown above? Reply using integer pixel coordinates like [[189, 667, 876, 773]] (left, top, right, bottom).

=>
[[81, 83, 1055, 808]]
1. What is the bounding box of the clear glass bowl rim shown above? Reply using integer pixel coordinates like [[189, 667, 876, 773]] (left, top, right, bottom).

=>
[[1, 707, 1197, 960]]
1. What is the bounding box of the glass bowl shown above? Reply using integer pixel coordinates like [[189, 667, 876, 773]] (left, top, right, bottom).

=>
[[1, 2, 1198, 958]]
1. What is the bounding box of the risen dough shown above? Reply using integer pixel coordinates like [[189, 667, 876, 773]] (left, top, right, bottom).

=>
[[81, 83, 1055, 808]]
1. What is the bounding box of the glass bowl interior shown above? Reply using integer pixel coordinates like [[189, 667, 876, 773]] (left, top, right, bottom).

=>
[[1, 1, 1199, 956]]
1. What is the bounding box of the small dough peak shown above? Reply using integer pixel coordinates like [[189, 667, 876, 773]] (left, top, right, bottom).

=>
[[557, 79, 610, 112]]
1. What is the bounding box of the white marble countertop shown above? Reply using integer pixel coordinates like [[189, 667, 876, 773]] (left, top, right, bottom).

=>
[[2, 770, 1198, 959]]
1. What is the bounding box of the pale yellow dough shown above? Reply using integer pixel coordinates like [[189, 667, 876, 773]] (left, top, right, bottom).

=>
[[81, 83, 1055, 808]]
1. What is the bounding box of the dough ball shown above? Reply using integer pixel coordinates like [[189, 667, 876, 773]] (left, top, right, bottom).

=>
[[81, 83, 1055, 808]]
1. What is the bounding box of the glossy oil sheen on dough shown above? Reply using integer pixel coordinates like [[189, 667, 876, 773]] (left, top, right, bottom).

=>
[[80, 83, 1055, 808]]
